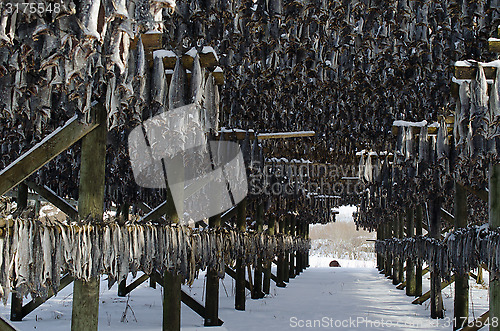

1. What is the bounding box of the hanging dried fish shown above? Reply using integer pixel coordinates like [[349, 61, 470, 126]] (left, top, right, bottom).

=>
[[468, 63, 488, 159], [168, 58, 186, 110]]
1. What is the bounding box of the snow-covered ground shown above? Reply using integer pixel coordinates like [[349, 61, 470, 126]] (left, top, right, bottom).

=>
[[0, 266, 490, 330], [0, 205, 490, 330]]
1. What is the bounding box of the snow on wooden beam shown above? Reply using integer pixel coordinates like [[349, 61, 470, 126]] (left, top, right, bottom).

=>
[[24, 181, 78, 220], [453, 60, 500, 80], [391, 117, 453, 135], [0, 115, 98, 197], [489, 38, 500, 53], [218, 130, 315, 141]]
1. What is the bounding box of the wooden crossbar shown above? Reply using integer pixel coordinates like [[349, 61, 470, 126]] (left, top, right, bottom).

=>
[[139, 201, 168, 223], [225, 266, 251, 291], [150, 271, 223, 326], [118, 273, 150, 297], [21, 274, 74, 319], [221, 205, 237, 222], [412, 275, 455, 305], [25, 181, 78, 220], [0, 115, 98, 197], [396, 266, 430, 290], [0, 315, 18, 331], [218, 130, 315, 141], [459, 310, 490, 331], [459, 183, 488, 203]]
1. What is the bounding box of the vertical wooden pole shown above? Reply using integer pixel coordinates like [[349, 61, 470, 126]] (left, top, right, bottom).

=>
[[384, 221, 392, 278], [263, 215, 275, 294], [454, 182, 469, 330], [162, 155, 183, 331], [10, 183, 28, 321], [288, 216, 296, 279], [415, 204, 423, 296], [406, 207, 416, 296], [163, 271, 182, 331], [276, 216, 286, 287], [305, 222, 310, 268], [235, 198, 247, 310], [377, 222, 383, 272], [392, 215, 400, 285], [429, 197, 444, 319], [284, 216, 290, 283], [489, 164, 500, 331], [295, 221, 302, 275], [71, 105, 107, 331], [205, 214, 221, 325], [252, 203, 264, 299], [397, 213, 404, 283]]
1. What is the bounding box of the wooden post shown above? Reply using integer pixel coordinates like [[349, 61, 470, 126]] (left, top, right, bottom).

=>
[[429, 196, 444, 319], [415, 204, 423, 296], [489, 163, 500, 331], [263, 215, 275, 294], [204, 214, 221, 325], [295, 221, 302, 275], [398, 213, 404, 283], [377, 222, 383, 272], [71, 105, 107, 331], [163, 271, 182, 331], [284, 216, 290, 283], [406, 207, 416, 296], [252, 203, 264, 299], [305, 222, 310, 268], [162, 152, 183, 331], [276, 216, 286, 287], [454, 182, 469, 330], [392, 215, 400, 285], [289, 216, 296, 279], [384, 221, 392, 278], [235, 198, 247, 310], [10, 183, 28, 321]]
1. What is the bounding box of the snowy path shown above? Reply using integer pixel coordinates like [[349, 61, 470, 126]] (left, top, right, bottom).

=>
[[0, 265, 489, 330]]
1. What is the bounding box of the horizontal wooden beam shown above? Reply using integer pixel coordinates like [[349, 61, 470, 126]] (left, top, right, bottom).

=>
[[454, 65, 497, 80], [489, 38, 500, 53], [218, 130, 315, 141], [25, 181, 78, 220], [412, 274, 455, 305], [21, 274, 74, 319], [0, 115, 98, 197]]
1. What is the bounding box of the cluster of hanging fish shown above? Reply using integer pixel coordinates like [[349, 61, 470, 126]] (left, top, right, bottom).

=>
[[454, 62, 500, 187], [0, 218, 309, 302], [375, 225, 500, 279]]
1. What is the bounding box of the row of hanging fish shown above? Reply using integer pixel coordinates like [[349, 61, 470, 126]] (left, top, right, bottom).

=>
[[2, 0, 500, 210], [0, 218, 309, 303], [375, 225, 500, 279]]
